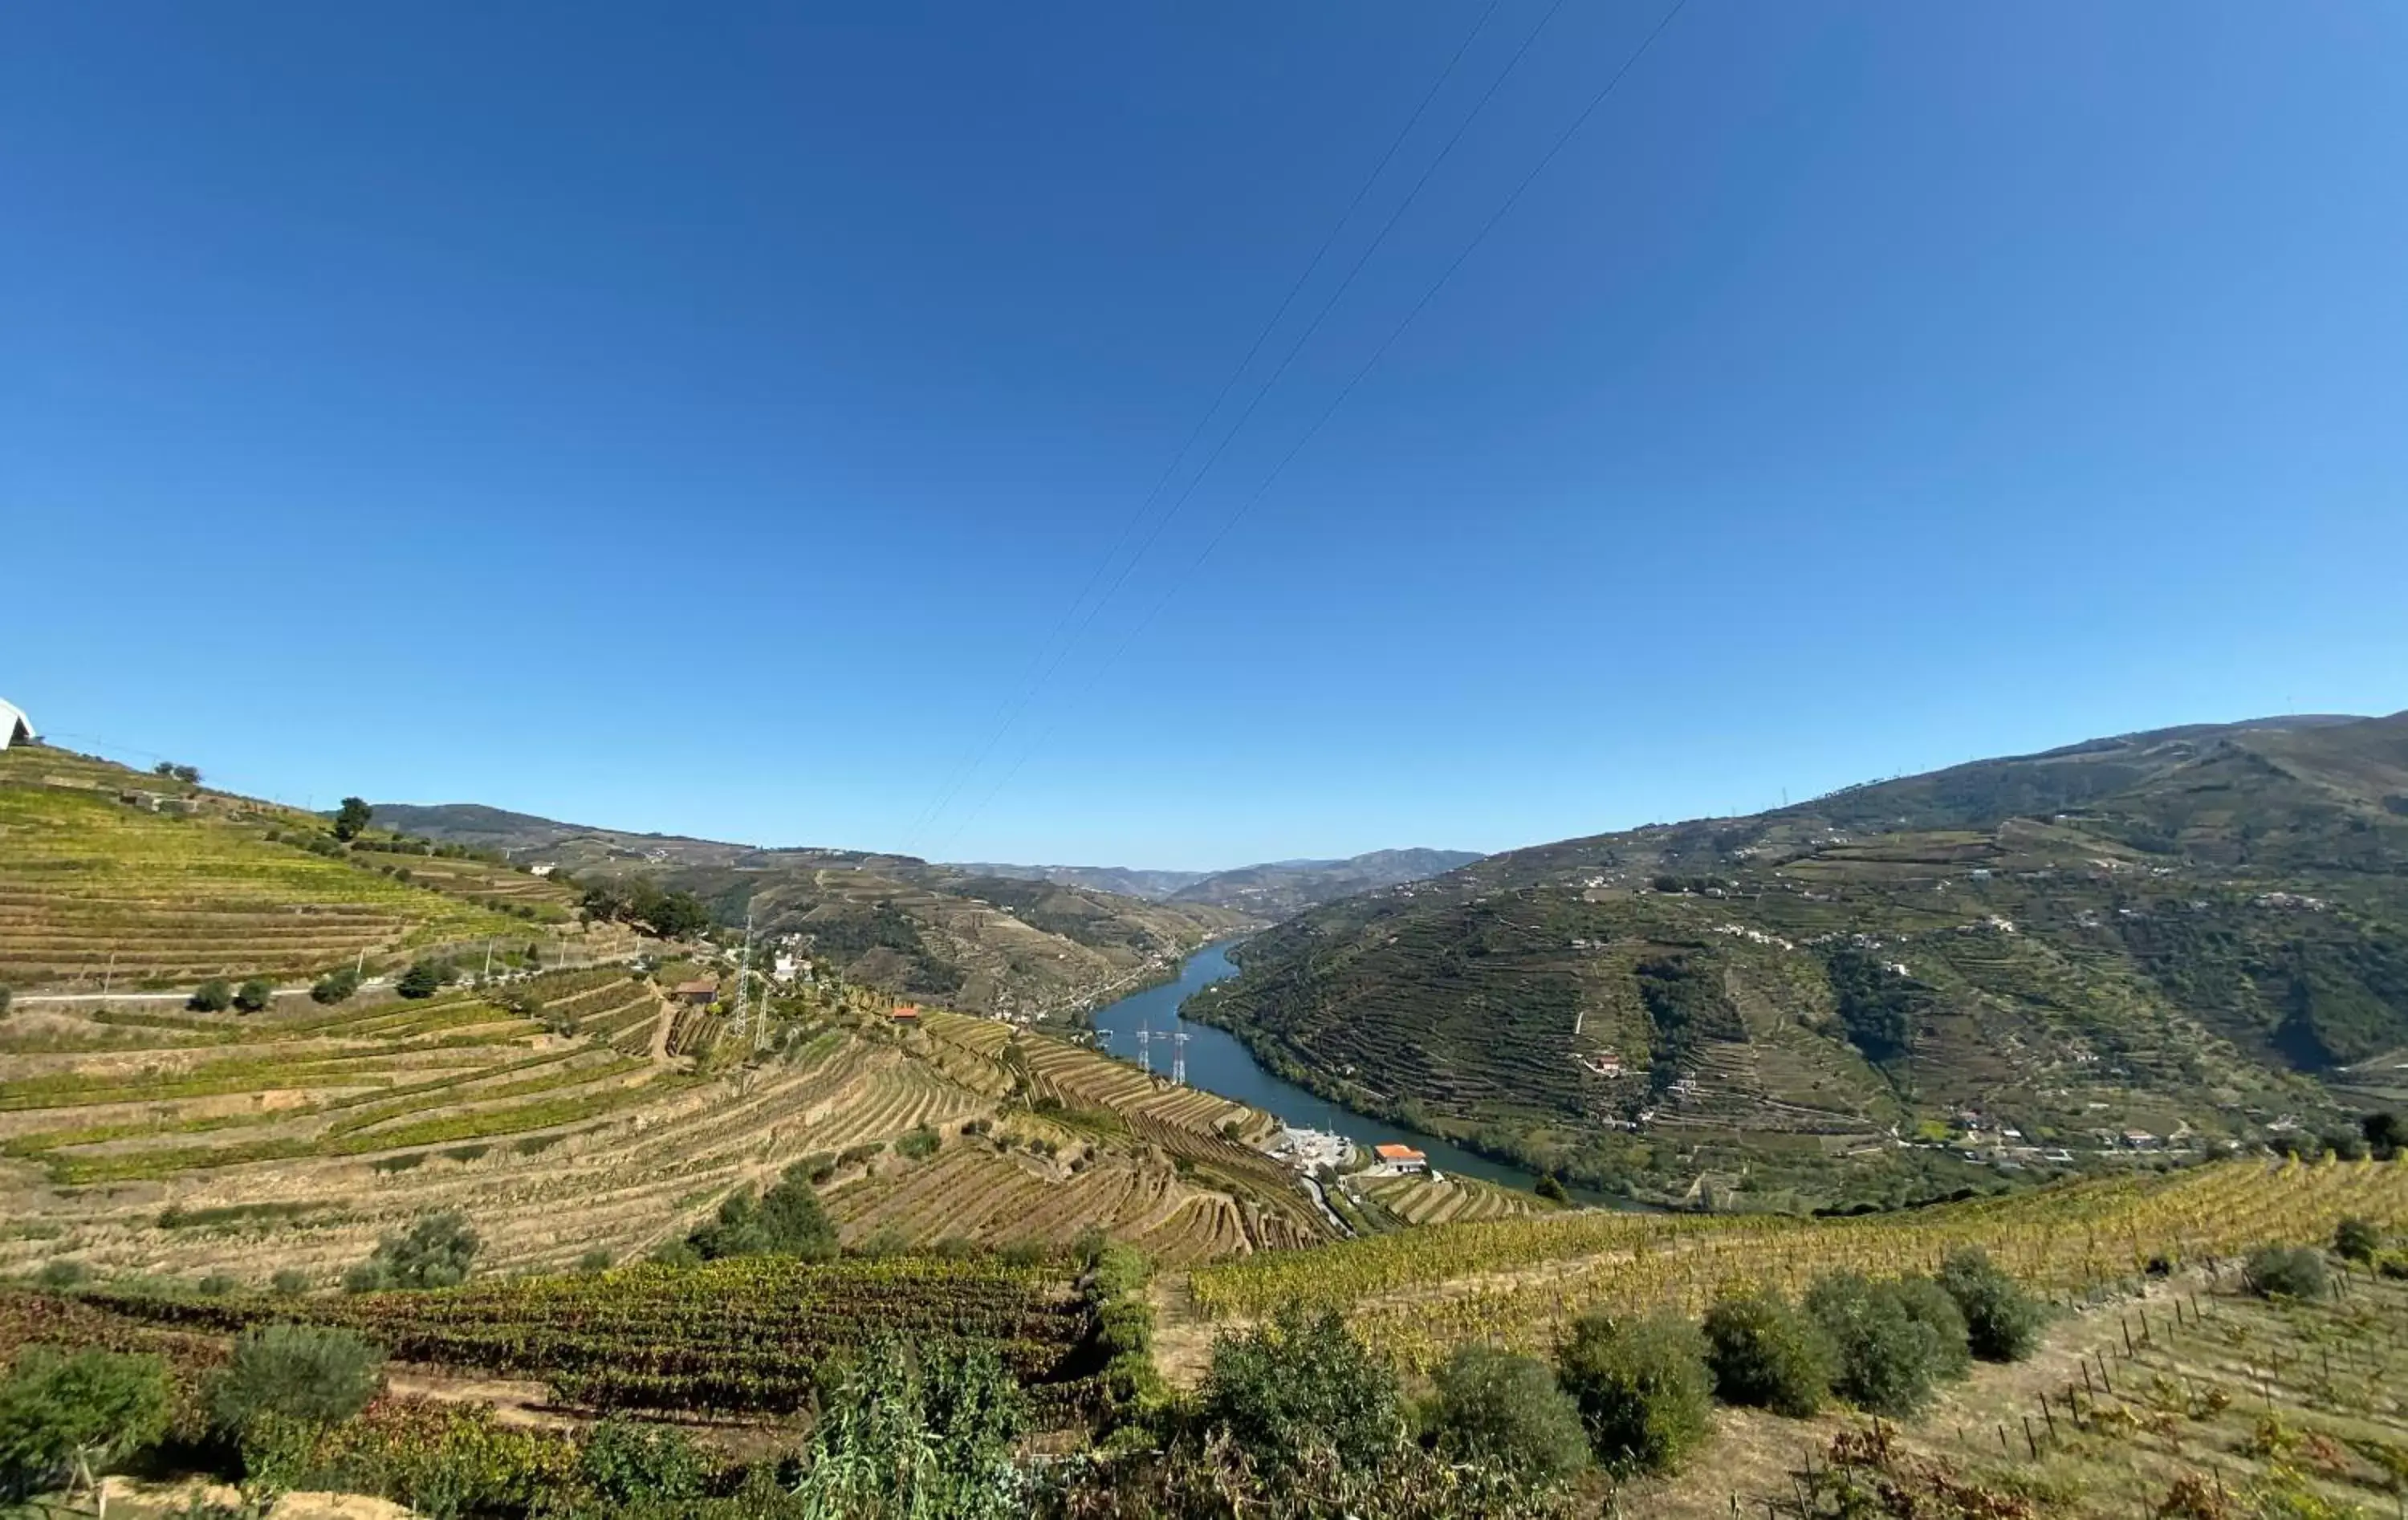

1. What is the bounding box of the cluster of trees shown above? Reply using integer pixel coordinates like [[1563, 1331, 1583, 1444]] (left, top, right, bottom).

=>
[[657, 1164, 840, 1266], [580, 878, 713, 939], [151, 761, 202, 785], [1822, 946, 1928, 1063], [189, 976, 277, 1014]]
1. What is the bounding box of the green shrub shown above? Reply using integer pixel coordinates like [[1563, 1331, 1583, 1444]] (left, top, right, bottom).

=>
[[209, 1324, 384, 1435], [1198, 1303, 1404, 1476], [2335, 1217, 2383, 1265], [1702, 1288, 1833, 1416], [190, 978, 235, 1013], [394, 960, 453, 1000], [197, 1273, 238, 1297], [1553, 1311, 1712, 1475], [574, 1416, 712, 1506], [2243, 1245, 2329, 1301], [1934, 1246, 2044, 1362], [271, 1269, 310, 1295], [791, 1340, 1024, 1519], [1889, 1276, 1972, 1383], [896, 1125, 942, 1161], [0, 1347, 172, 1504], [685, 1168, 837, 1262], [36, 1260, 88, 1290], [1804, 1274, 1953, 1416], [1534, 1176, 1569, 1204], [311, 968, 362, 1006], [234, 978, 276, 1014], [576, 1249, 614, 1273], [345, 1211, 478, 1291], [1426, 1343, 1589, 1488]]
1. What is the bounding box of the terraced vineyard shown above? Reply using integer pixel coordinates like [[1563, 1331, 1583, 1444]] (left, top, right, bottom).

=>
[[2, 977, 1334, 1285], [0, 746, 596, 987], [1190, 1157, 2408, 1370], [1354, 1170, 1557, 1228]]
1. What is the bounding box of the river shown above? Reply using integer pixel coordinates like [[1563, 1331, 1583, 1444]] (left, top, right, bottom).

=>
[[1090, 940, 1568, 1196]]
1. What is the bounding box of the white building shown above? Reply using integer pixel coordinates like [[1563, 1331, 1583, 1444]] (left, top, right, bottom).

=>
[[0, 699, 33, 751]]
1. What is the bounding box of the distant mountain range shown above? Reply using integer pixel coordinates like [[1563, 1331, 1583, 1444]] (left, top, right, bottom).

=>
[[368, 803, 1244, 1017], [1186, 712, 2408, 1213], [366, 806, 1474, 1013], [950, 848, 1484, 917]]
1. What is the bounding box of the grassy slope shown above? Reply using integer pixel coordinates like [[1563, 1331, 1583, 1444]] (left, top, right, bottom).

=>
[[1190, 714, 2408, 1209], [0, 747, 577, 988]]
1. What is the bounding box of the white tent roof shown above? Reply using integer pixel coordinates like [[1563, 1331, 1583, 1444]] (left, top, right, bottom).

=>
[[0, 698, 32, 750]]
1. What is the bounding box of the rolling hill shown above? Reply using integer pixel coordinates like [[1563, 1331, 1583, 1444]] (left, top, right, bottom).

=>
[[0, 747, 612, 991], [1187, 713, 2408, 1210], [372, 803, 1249, 1017], [949, 847, 1485, 917]]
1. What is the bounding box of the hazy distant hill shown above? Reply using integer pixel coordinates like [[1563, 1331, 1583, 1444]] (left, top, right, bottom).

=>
[[1189, 713, 2408, 1211], [958, 848, 1484, 918], [372, 803, 1246, 1017]]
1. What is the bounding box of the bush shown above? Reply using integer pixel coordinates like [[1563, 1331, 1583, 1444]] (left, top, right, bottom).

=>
[[271, 1269, 310, 1294], [197, 1273, 238, 1297], [896, 1125, 942, 1161], [791, 1340, 1024, 1519], [234, 977, 275, 1014], [311, 968, 362, 1006], [1702, 1288, 1833, 1416], [190, 978, 235, 1013], [685, 1167, 837, 1262], [1425, 1343, 1588, 1488], [576, 1249, 614, 1273], [0, 1347, 172, 1505], [1889, 1276, 1972, 1382], [35, 1260, 89, 1290], [2335, 1217, 2382, 1265], [345, 1211, 478, 1292], [1553, 1311, 1712, 1475], [1198, 1304, 1404, 1476], [1534, 1175, 1569, 1204], [574, 1416, 712, 1506], [2243, 1245, 2329, 1301], [209, 1324, 384, 1436], [1804, 1274, 1953, 1416], [394, 960, 453, 1000], [1935, 1247, 2044, 1363]]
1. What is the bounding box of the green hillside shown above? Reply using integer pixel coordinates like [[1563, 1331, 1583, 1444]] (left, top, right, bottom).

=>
[[374, 802, 1251, 1018], [0, 748, 586, 990], [1190, 713, 2408, 1210]]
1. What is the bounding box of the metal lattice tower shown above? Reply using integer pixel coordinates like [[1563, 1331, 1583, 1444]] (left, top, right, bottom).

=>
[[731, 899, 756, 1046], [1136, 1026, 1151, 1075], [1171, 1028, 1188, 1086]]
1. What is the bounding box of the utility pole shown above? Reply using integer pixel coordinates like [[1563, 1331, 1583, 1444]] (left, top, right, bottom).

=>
[[731, 898, 756, 1047], [482, 937, 494, 981]]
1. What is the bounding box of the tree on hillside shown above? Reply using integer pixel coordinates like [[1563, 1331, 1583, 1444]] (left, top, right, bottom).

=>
[[395, 959, 454, 999], [0, 1347, 171, 1508], [234, 977, 276, 1013], [344, 1212, 478, 1291], [311, 967, 362, 1005], [581, 879, 714, 940], [333, 797, 374, 842], [685, 1164, 838, 1262], [1198, 1303, 1403, 1477], [1553, 1311, 1712, 1475], [190, 978, 235, 1013], [1424, 1344, 1589, 1489], [208, 1324, 384, 1437]]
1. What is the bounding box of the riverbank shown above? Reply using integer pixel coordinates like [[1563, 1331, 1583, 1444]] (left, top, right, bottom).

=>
[[1085, 941, 1621, 1202]]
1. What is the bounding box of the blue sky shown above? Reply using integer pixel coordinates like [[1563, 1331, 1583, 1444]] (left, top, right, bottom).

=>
[[6, 2, 2403, 870]]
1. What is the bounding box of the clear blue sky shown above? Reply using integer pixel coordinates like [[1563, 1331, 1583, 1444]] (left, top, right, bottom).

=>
[[6, 3, 2403, 870]]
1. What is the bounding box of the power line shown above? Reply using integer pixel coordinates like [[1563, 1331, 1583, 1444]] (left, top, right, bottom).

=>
[[899, 0, 1528, 856], [934, 0, 1690, 854]]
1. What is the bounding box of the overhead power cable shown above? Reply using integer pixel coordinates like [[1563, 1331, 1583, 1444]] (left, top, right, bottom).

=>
[[933, 0, 1692, 855]]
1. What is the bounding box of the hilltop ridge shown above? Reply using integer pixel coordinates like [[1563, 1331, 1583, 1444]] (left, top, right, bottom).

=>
[[1190, 711, 2408, 1210]]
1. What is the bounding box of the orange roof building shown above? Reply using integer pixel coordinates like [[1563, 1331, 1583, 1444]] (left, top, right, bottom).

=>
[[1373, 1143, 1428, 1172], [890, 1004, 921, 1021]]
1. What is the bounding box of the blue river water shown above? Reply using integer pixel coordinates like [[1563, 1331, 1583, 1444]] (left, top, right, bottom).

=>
[[1090, 940, 1563, 1195]]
